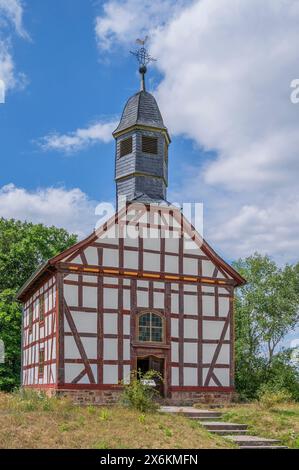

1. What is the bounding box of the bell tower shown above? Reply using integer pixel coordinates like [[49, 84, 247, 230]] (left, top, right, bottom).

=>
[[113, 41, 171, 206]]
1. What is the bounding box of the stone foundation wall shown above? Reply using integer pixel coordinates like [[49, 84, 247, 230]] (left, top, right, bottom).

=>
[[40, 387, 234, 406], [167, 390, 234, 406], [46, 388, 122, 405]]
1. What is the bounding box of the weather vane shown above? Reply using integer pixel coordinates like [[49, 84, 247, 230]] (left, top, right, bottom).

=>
[[130, 37, 156, 91]]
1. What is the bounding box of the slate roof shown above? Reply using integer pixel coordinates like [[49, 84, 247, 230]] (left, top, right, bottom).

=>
[[113, 91, 167, 135]]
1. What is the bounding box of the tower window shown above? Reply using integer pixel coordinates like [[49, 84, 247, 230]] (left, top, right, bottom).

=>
[[119, 137, 133, 157], [142, 136, 158, 155], [138, 311, 164, 343]]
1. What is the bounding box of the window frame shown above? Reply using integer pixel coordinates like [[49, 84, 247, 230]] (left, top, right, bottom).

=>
[[136, 310, 165, 344]]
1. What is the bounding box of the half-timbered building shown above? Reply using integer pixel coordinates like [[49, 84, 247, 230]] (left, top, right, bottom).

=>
[[18, 63, 245, 405]]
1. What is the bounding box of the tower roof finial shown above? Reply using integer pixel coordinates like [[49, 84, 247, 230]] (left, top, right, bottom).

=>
[[130, 37, 156, 92]]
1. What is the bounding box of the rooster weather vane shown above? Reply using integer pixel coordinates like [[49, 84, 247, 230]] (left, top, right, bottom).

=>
[[130, 37, 156, 91]]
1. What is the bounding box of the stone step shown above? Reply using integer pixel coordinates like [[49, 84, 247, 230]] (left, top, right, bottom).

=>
[[200, 421, 248, 431], [212, 429, 249, 436], [240, 446, 289, 450], [159, 406, 222, 419], [225, 435, 281, 447]]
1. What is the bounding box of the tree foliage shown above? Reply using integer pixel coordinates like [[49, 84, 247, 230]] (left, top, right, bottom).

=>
[[233, 253, 299, 400], [0, 219, 77, 391]]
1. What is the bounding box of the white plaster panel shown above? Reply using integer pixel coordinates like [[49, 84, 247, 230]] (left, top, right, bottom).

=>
[[83, 286, 97, 309], [165, 255, 178, 273], [217, 344, 230, 364], [203, 321, 226, 340], [219, 297, 230, 317], [124, 250, 138, 270], [202, 260, 216, 278], [184, 295, 198, 315], [104, 288, 118, 309], [171, 319, 179, 338], [153, 292, 164, 309], [65, 274, 78, 282], [123, 339, 130, 361], [214, 368, 230, 387], [184, 240, 205, 255], [123, 365, 131, 384], [144, 252, 160, 271], [64, 336, 80, 359], [202, 344, 217, 363], [123, 279, 131, 286], [104, 313, 118, 334], [123, 289, 131, 310], [183, 258, 198, 275], [165, 237, 179, 253], [202, 286, 215, 294], [103, 338, 118, 360], [125, 226, 139, 246], [123, 315, 130, 335], [65, 363, 84, 383], [81, 337, 97, 359], [218, 287, 229, 294], [171, 342, 179, 362], [184, 343, 198, 363], [98, 226, 119, 244], [64, 284, 78, 307], [104, 277, 119, 285], [137, 290, 148, 307], [78, 373, 90, 384], [171, 294, 179, 313], [184, 284, 197, 292], [103, 365, 118, 384], [184, 319, 198, 339], [70, 255, 83, 264], [143, 232, 160, 251], [137, 280, 148, 288], [171, 367, 179, 386], [184, 367, 197, 386], [202, 295, 215, 316], [103, 248, 119, 267], [73, 312, 97, 333]]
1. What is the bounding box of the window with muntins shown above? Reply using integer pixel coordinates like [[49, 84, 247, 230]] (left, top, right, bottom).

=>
[[138, 312, 163, 343], [119, 137, 133, 157], [142, 136, 158, 155]]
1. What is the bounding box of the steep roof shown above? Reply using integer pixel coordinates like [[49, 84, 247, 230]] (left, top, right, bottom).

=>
[[113, 90, 167, 135]]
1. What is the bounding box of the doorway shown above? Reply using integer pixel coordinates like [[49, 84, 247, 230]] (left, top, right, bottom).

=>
[[137, 356, 164, 396]]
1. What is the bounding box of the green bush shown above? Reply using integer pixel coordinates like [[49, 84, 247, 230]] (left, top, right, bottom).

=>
[[258, 384, 293, 409], [121, 370, 162, 412]]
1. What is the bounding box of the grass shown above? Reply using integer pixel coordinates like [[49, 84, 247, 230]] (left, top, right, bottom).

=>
[[0, 392, 233, 449], [222, 403, 299, 449]]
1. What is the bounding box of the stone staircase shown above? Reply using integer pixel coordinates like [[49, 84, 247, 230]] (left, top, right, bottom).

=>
[[160, 406, 288, 449]]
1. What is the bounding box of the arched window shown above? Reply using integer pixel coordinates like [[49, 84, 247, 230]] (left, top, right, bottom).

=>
[[138, 312, 163, 343]]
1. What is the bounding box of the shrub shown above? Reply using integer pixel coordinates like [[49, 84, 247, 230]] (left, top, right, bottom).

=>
[[258, 384, 293, 409], [120, 369, 162, 412]]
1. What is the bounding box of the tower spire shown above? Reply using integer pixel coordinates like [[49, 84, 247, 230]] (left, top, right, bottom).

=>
[[130, 37, 156, 92]]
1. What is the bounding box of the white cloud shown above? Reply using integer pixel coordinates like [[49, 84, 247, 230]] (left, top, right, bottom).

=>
[[38, 120, 118, 154], [95, 0, 189, 50], [0, 0, 28, 39], [0, 0, 28, 93], [96, 0, 299, 263], [0, 184, 99, 238]]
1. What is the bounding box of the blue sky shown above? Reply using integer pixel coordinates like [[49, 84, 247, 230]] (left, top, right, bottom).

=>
[[0, 0, 200, 207], [1, 0, 299, 347], [0, 0, 299, 267]]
